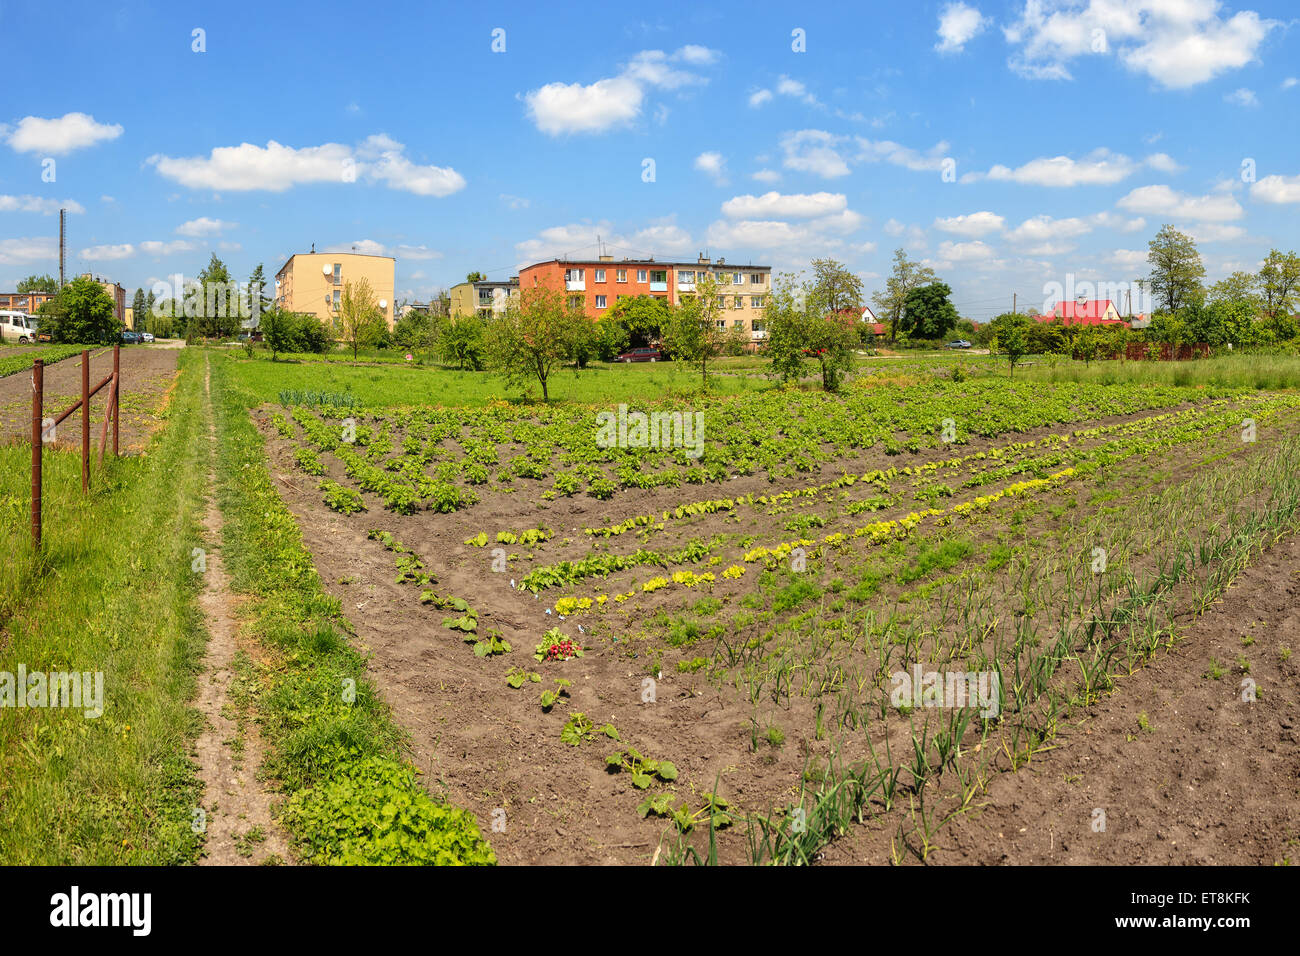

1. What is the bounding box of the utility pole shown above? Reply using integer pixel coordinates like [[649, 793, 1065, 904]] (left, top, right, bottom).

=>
[[1012, 292, 1016, 316], [59, 208, 66, 288]]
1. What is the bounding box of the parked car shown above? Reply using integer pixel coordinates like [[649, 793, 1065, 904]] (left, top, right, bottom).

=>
[[946, 340, 972, 349], [139, 332, 154, 343], [121, 330, 142, 344], [615, 346, 665, 363]]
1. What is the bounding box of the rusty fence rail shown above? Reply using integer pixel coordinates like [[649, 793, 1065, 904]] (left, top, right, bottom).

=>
[[29, 344, 120, 550]]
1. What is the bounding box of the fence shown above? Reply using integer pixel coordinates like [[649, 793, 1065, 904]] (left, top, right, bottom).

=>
[[29, 345, 120, 550]]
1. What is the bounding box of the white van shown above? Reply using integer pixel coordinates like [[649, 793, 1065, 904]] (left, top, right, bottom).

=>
[[0, 310, 39, 343]]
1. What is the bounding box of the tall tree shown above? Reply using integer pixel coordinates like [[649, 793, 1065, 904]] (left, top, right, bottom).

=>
[[35, 276, 117, 344], [872, 249, 938, 339], [334, 277, 385, 359], [17, 274, 59, 294], [898, 282, 959, 340], [1207, 270, 1261, 310], [764, 270, 858, 391], [247, 263, 272, 320], [131, 287, 147, 329], [1146, 225, 1205, 313], [1258, 248, 1300, 319], [810, 257, 864, 313], [195, 253, 236, 338]]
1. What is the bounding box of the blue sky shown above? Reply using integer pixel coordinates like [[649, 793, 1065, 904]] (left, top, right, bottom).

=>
[[2, 0, 1297, 321]]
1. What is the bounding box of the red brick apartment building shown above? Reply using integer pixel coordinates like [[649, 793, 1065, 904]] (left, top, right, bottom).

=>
[[518, 254, 772, 342]]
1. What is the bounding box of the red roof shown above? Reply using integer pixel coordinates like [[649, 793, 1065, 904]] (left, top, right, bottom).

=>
[[1035, 299, 1128, 327]]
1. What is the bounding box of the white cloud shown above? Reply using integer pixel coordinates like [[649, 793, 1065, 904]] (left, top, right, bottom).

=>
[[1004, 1, 1279, 89], [776, 75, 818, 105], [1283, 77, 1298, 90], [1107, 248, 1149, 271], [1224, 87, 1258, 107], [514, 219, 694, 267], [175, 217, 237, 237], [0, 237, 57, 265], [139, 240, 196, 256], [500, 193, 530, 209], [0, 194, 85, 215], [1145, 151, 1183, 172], [936, 239, 995, 262], [722, 191, 847, 219], [694, 151, 729, 185], [856, 137, 951, 172], [523, 46, 716, 135], [1184, 223, 1245, 242], [933, 210, 1004, 237], [781, 130, 852, 178], [323, 240, 443, 260], [1005, 211, 1144, 243], [2, 112, 122, 154], [748, 89, 774, 108], [80, 243, 136, 261], [1251, 174, 1300, 204], [967, 148, 1142, 186], [936, 2, 990, 54], [1116, 184, 1243, 221], [148, 137, 464, 196], [751, 169, 781, 183]]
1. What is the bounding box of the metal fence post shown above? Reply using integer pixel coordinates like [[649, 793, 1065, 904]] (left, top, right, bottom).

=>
[[31, 359, 43, 551], [112, 343, 120, 457], [82, 349, 90, 492]]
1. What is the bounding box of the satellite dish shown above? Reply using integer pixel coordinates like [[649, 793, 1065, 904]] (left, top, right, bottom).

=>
[[323, 264, 332, 275], [378, 299, 388, 309]]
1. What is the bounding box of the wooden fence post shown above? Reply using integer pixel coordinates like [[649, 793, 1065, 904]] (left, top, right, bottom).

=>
[[112, 343, 120, 456], [82, 349, 90, 493]]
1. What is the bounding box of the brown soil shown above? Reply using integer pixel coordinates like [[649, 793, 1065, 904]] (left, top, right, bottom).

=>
[[194, 360, 296, 866], [868, 528, 1300, 866], [0, 346, 179, 451]]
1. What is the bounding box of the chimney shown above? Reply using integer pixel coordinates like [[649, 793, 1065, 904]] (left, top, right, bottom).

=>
[[697, 252, 710, 265], [599, 254, 613, 262]]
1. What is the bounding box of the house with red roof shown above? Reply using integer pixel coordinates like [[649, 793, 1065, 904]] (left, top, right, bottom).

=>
[[1034, 299, 1129, 327]]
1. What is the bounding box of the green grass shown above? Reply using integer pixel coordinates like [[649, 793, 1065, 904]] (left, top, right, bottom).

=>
[[0, 349, 207, 864], [227, 350, 762, 408], [975, 351, 1300, 390], [210, 352, 495, 864]]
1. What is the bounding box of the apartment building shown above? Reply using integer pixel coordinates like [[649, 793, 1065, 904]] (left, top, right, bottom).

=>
[[517, 254, 772, 341], [273, 251, 397, 329], [0, 290, 56, 313], [449, 277, 519, 318]]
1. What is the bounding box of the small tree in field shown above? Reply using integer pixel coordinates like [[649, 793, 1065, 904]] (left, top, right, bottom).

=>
[[335, 277, 386, 359], [663, 275, 727, 388], [998, 315, 1029, 377], [764, 270, 858, 391], [485, 286, 584, 401]]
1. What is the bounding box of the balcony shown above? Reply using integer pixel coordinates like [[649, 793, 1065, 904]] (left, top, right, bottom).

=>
[[565, 279, 586, 291], [649, 281, 667, 292]]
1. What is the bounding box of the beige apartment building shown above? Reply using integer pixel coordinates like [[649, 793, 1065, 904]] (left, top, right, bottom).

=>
[[449, 277, 519, 319], [273, 252, 397, 329], [79, 273, 126, 326]]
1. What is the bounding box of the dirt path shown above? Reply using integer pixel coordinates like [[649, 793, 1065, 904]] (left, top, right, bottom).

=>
[[194, 356, 296, 866], [885, 528, 1300, 865]]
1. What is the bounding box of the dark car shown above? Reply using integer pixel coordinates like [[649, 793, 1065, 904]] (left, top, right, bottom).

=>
[[615, 347, 664, 363], [946, 339, 972, 349], [122, 330, 142, 344]]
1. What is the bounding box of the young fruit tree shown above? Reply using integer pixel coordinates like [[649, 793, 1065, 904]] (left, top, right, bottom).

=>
[[485, 286, 585, 401]]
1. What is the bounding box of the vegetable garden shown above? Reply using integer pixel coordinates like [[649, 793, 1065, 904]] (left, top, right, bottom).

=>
[[254, 363, 1300, 864]]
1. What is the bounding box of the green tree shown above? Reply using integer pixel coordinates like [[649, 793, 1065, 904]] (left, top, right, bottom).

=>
[[439, 315, 486, 370], [485, 286, 584, 400], [393, 308, 439, 351], [334, 277, 386, 359], [663, 275, 727, 388], [1258, 248, 1300, 320], [1207, 270, 1261, 311], [466, 271, 486, 283], [810, 257, 864, 313], [131, 287, 147, 329], [248, 263, 272, 321], [764, 270, 858, 391], [1146, 225, 1205, 313], [872, 249, 938, 339], [898, 282, 959, 340], [35, 276, 118, 343], [194, 253, 238, 339], [992, 312, 1030, 376], [606, 293, 674, 344], [17, 274, 59, 294]]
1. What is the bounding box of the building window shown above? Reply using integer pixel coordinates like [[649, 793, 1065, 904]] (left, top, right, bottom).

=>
[[594, 269, 606, 283], [751, 296, 764, 309], [595, 295, 607, 308], [750, 273, 765, 284], [732, 319, 744, 328], [650, 270, 667, 283], [333, 264, 341, 284], [679, 270, 695, 283], [617, 269, 627, 282], [564, 268, 585, 282], [730, 273, 740, 285], [568, 295, 583, 309], [733, 296, 743, 309], [332, 289, 341, 309], [636, 269, 647, 283]]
